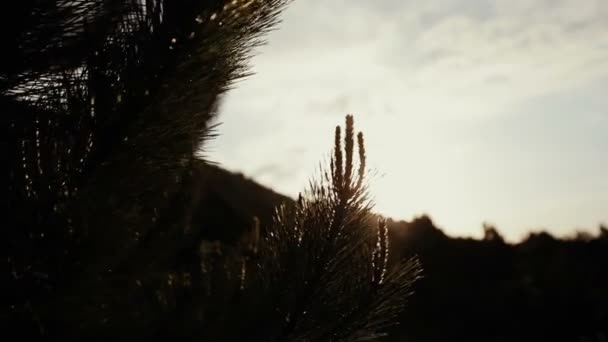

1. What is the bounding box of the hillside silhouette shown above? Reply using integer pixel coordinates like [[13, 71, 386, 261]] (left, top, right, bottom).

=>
[[198, 162, 608, 342]]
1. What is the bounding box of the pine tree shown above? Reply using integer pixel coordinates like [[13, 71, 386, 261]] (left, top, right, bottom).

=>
[[3, 1, 421, 340], [4, 0, 290, 338], [196, 116, 422, 341]]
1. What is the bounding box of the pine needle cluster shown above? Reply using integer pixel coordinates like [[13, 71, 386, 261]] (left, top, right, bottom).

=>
[[4, 0, 290, 338], [198, 115, 422, 341]]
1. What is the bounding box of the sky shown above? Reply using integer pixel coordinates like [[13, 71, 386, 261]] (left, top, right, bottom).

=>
[[209, 0, 608, 242]]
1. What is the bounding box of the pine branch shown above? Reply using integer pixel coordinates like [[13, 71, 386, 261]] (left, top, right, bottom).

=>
[[197, 115, 422, 341], [4, 0, 291, 337]]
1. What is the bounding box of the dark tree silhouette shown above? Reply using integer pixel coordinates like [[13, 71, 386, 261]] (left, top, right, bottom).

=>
[[195, 116, 422, 341], [482, 222, 505, 243], [4, 1, 422, 340], [4, 0, 290, 338]]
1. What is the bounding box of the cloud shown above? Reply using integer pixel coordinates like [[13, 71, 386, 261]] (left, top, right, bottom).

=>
[[241, 0, 608, 126], [252, 163, 295, 182]]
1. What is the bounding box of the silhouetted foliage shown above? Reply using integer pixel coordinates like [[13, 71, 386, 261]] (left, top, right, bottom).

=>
[[600, 224, 608, 240], [482, 222, 505, 243], [4, 2, 423, 340], [192, 116, 422, 341], [4, 0, 292, 338], [189, 172, 608, 342]]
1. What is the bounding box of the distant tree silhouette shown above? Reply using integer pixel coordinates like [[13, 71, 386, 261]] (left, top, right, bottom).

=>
[[599, 224, 608, 240], [482, 222, 505, 243]]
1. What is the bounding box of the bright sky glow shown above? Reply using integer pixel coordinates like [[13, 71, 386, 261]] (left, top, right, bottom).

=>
[[210, 0, 608, 242]]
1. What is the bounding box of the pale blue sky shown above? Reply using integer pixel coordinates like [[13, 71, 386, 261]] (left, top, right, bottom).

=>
[[209, 0, 608, 241]]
